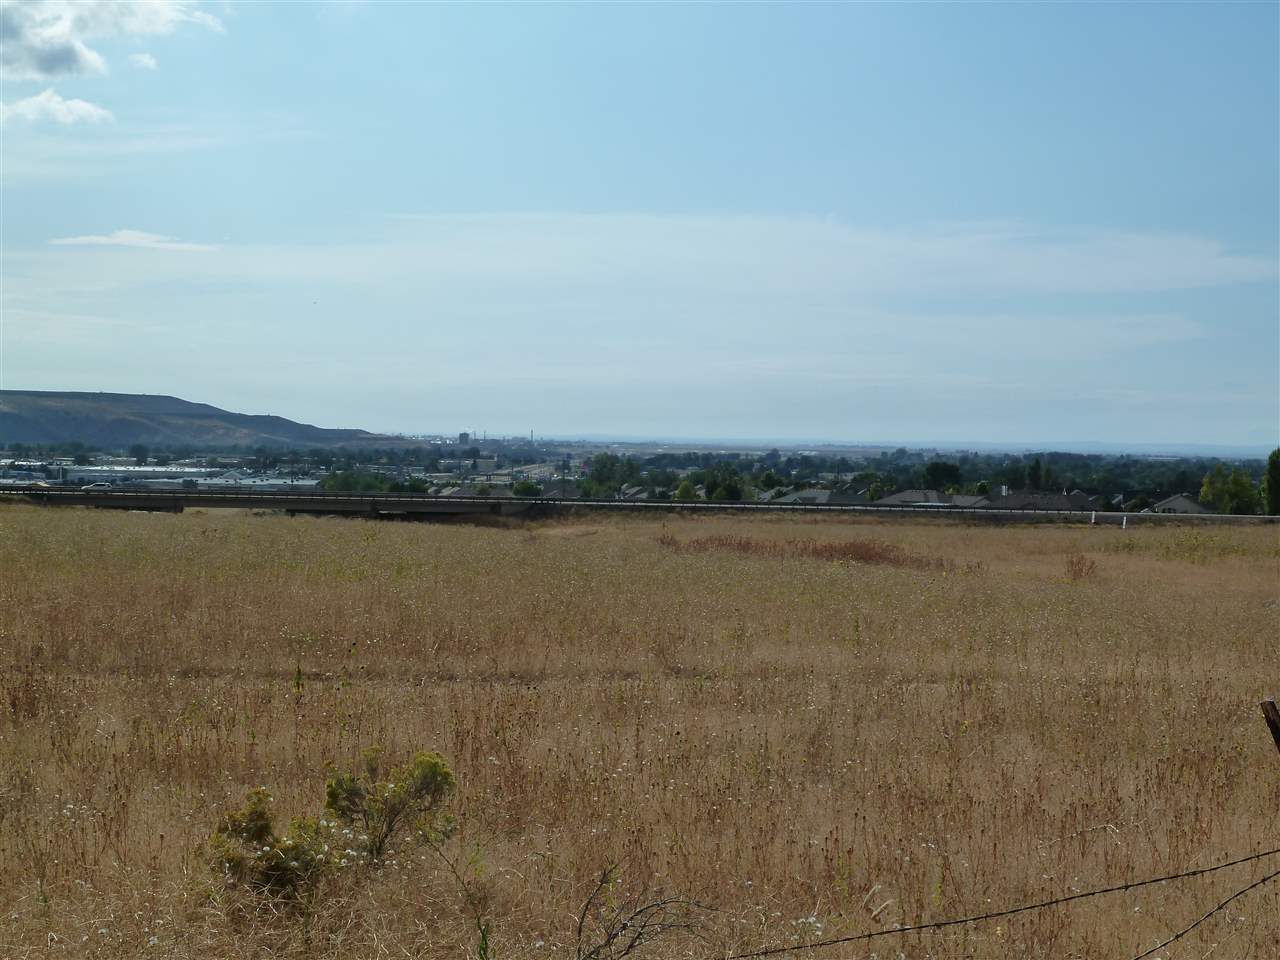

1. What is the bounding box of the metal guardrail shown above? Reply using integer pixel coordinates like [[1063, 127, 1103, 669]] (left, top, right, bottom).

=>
[[1, 486, 1274, 523]]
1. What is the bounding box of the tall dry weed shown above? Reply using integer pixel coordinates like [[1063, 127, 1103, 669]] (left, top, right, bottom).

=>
[[0, 505, 1276, 958]]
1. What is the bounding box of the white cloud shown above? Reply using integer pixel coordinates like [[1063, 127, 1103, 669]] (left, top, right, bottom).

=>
[[128, 52, 157, 70], [187, 10, 224, 33], [0, 88, 113, 124], [364, 214, 1278, 296], [23, 214, 1272, 301], [21, 216, 1276, 295], [0, 0, 221, 80], [1, 116, 310, 180], [48, 229, 215, 252]]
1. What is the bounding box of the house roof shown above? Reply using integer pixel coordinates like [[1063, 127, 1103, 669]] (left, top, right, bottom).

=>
[[983, 492, 1090, 511], [774, 489, 830, 504], [829, 492, 869, 505], [1151, 493, 1209, 514], [872, 489, 948, 506]]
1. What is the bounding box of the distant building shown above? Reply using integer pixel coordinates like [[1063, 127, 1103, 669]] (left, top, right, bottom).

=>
[[61, 464, 224, 484], [1150, 493, 1209, 515], [458, 432, 470, 445]]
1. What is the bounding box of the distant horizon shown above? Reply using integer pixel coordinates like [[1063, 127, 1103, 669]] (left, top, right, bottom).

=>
[[530, 434, 1276, 459], [2, 386, 1273, 459]]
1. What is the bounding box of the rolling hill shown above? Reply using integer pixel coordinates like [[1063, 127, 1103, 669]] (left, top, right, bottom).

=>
[[0, 391, 405, 450]]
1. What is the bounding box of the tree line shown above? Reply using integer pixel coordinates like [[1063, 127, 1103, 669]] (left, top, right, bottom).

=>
[[575, 448, 1280, 514]]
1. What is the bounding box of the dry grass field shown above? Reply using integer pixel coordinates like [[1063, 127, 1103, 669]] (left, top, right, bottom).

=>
[[1, 503, 1277, 959]]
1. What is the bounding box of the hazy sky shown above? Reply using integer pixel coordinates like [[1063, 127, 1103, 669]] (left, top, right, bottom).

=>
[[2, 1, 1277, 447]]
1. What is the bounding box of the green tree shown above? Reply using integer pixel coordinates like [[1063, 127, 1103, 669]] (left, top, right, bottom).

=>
[[617, 456, 642, 486], [1200, 465, 1260, 514], [1199, 465, 1230, 511], [512, 479, 542, 497], [128, 443, 149, 466], [639, 468, 676, 497], [579, 453, 622, 497], [758, 470, 784, 490], [701, 462, 743, 501], [710, 479, 742, 501], [1224, 469, 1260, 515], [921, 461, 962, 490], [1027, 457, 1043, 491], [866, 475, 894, 501], [675, 479, 697, 501], [997, 463, 1027, 491], [1265, 448, 1280, 516]]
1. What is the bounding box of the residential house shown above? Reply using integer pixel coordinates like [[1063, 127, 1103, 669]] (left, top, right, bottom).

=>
[[1150, 493, 1209, 514]]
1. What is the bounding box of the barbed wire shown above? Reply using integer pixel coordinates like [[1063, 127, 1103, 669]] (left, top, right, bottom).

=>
[[708, 845, 1280, 960], [1128, 864, 1280, 960]]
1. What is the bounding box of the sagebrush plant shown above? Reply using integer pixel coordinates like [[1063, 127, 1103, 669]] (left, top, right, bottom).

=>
[[211, 789, 329, 897], [325, 747, 457, 859], [211, 748, 456, 899]]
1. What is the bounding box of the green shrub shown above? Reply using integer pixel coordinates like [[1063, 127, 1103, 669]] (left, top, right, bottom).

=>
[[210, 749, 456, 901], [210, 789, 328, 897], [324, 747, 456, 859]]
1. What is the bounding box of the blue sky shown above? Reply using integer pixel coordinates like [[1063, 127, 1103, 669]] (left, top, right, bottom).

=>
[[2, 1, 1277, 448]]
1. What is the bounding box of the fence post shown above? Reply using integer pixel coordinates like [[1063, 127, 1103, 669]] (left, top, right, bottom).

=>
[[1262, 700, 1280, 757]]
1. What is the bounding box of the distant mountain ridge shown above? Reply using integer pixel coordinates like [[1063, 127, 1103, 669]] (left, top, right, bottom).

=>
[[0, 390, 401, 450]]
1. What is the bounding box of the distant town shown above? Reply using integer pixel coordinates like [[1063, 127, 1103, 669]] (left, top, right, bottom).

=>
[[3, 432, 1278, 516]]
